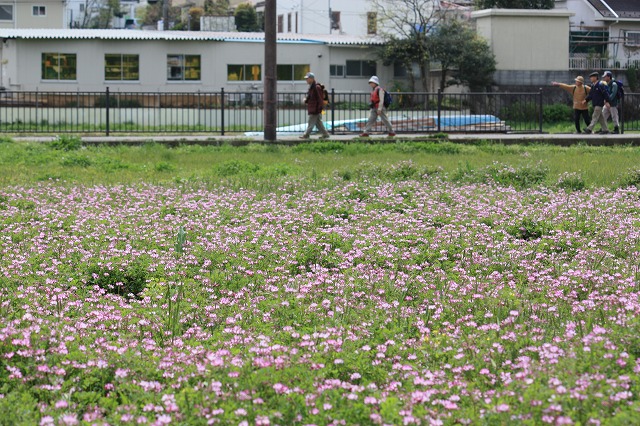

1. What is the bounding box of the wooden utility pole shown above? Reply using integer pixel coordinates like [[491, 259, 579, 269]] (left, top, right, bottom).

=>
[[264, 0, 277, 141], [163, 0, 170, 30]]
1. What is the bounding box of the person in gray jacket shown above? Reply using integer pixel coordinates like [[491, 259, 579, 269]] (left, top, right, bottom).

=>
[[602, 71, 620, 134]]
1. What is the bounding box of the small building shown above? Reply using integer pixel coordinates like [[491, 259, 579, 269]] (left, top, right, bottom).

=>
[[0, 29, 392, 93], [471, 8, 575, 86]]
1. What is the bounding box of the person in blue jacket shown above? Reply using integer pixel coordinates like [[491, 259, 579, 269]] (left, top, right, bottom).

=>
[[582, 71, 610, 134]]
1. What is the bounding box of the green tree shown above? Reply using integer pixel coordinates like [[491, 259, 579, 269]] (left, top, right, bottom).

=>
[[476, 0, 553, 9], [429, 19, 496, 92], [91, 0, 121, 28], [455, 36, 496, 91], [204, 0, 230, 15], [142, 1, 180, 28], [373, 0, 443, 92], [234, 3, 261, 32], [187, 7, 204, 30]]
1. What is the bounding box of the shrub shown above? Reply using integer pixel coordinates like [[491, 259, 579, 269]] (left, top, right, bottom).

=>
[[86, 259, 149, 298], [154, 161, 176, 172], [49, 135, 82, 151], [292, 142, 345, 154], [556, 171, 586, 191], [60, 153, 93, 167], [507, 217, 551, 241], [617, 168, 640, 189], [214, 159, 260, 176], [543, 103, 573, 123]]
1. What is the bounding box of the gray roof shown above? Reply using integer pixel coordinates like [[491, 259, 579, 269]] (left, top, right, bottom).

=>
[[586, 0, 640, 19], [0, 29, 385, 45]]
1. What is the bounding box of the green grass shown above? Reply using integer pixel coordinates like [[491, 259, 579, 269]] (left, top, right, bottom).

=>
[[1, 137, 640, 188]]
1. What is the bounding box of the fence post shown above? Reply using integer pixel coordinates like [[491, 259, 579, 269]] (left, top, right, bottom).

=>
[[620, 97, 624, 134], [220, 87, 225, 136], [105, 87, 110, 136], [330, 88, 335, 135], [538, 88, 543, 133], [437, 89, 442, 133]]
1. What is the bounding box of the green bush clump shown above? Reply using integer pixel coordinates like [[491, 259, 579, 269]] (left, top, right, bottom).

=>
[[86, 259, 150, 298], [454, 162, 548, 188], [617, 168, 640, 188], [213, 159, 261, 176], [292, 142, 345, 154], [49, 135, 82, 151], [60, 153, 93, 167], [154, 161, 176, 172], [507, 217, 552, 240], [543, 103, 573, 123], [556, 171, 586, 191]]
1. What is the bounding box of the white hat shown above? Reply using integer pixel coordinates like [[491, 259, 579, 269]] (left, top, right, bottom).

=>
[[304, 72, 315, 79], [368, 76, 380, 85]]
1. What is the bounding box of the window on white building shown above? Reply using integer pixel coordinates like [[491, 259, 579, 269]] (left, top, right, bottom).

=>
[[42, 53, 77, 80], [346, 60, 376, 77], [32, 6, 46, 16], [0, 4, 13, 20], [105, 54, 139, 81], [277, 64, 310, 81], [167, 55, 201, 81], [330, 65, 345, 77], [228, 64, 262, 81], [625, 31, 640, 47]]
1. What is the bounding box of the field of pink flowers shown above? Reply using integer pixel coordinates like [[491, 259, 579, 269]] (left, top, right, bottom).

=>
[[1, 175, 639, 425]]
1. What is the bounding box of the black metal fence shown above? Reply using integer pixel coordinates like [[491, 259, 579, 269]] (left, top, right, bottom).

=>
[[0, 88, 636, 135]]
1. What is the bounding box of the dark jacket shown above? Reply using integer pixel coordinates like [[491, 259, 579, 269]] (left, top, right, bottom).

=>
[[586, 80, 609, 107], [607, 81, 620, 107], [305, 81, 324, 115]]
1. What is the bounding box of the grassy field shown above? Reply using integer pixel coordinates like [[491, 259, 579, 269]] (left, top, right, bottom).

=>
[[2, 136, 640, 189], [1, 136, 640, 424]]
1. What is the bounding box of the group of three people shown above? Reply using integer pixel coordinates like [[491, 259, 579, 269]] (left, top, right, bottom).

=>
[[300, 72, 395, 139], [552, 71, 622, 134]]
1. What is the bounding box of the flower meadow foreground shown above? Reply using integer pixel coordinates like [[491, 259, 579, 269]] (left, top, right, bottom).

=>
[[0, 177, 639, 425]]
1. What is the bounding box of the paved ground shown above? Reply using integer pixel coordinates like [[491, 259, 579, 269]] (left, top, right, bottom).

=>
[[10, 132, 640, 146]]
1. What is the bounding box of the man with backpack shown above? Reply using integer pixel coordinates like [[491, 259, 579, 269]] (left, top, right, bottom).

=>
[[602, 70, 622, 134], [300, 71, 331, 140], [359, 76, 395, 137], [552, 76, 591, 134], [582, 71, 610, 134]]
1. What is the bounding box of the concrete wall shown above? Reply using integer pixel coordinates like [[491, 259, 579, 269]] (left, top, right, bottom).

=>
[[472, 9, 574, 71]]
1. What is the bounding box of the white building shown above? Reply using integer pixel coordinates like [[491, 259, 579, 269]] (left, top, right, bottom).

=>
[[0, 29, 392, 92]]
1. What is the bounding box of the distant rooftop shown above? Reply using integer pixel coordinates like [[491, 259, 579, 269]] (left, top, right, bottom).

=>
[[585, 0, 640, 19], [0, 29, 385, 45]]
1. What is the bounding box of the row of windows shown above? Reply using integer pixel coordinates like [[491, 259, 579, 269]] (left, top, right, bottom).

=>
[[41, 53, 379, 82], [0, 4, 46, 20]]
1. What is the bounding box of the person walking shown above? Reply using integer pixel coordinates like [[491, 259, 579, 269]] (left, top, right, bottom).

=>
[[551, 76, 591, 134], [601, 70, 621, 134], [582, 71, 609, 134], [300, 72, 330, 139], [359, 76, 395, 137]]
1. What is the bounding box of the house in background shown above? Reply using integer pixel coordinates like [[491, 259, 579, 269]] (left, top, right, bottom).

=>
[[238, 0, 471, 36], [0, 0, 66, 29], [555, 0, 640, 70]]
